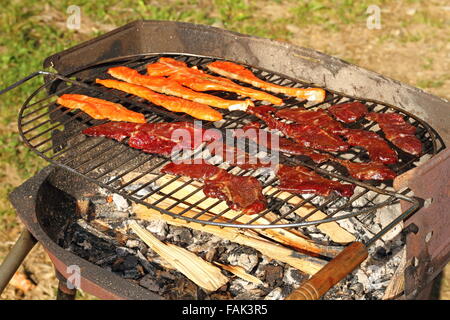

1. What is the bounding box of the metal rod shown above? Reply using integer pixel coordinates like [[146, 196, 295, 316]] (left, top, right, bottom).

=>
[[0, 229, 37, 295]]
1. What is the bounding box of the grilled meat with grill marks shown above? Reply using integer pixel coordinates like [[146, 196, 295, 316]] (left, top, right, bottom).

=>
[[334, 159, 396, 181], [343, 129, 398, 164], [108, 66, 253, 111], [146, 57, 283, 105], [275, 108, 347, 135], [96, 79, 222, 122], [82, 122, 217, 156], [161, 161, 267, 215], [57, 94, 146, 124], [207, 61, 326, 102], [248, 105, 349, 152], [366, 112, 422, 156], [328, 102, 368, 123], [234, 122, 330, 163]]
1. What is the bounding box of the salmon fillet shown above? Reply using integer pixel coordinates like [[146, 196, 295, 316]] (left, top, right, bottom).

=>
[[96, 79, 222, 122], [146, 57, 283, 105], [57, 94, 146, 123], [207, 61, 326, 102], [107, 66, 254, 111]]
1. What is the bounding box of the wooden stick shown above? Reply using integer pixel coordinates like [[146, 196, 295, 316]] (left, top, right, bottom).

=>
[[129, 220, 228, 291], [214, 262, 263, 285], [133, 203, 327, 275], [285, 242, 368, 300]]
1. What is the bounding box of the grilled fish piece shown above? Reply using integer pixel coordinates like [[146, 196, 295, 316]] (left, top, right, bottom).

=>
[[96, 79, 222, 122], [328, 102, 368, 123], [57, 94, 146, 124], [207, 61, 326, 102], [366, 112, 422, 156], [146, 57, 283, 105], [161, 161, 267, 215], [107, 66, 253, 111]]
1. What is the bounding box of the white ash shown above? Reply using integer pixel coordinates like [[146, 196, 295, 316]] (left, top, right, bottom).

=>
[[264, 287, 284, 300], [226, 247, 259, 272], [145, 219, 168, 239], [112, 193, 130, 211]]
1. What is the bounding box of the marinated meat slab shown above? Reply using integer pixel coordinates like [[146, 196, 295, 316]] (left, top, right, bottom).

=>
[[82, 122, 217, 156], [234, 122, 330, 163], [248, 106, 349, 152], [96, 79, 222, 122], [366, 112, 422, 156], [206, 61, 326, 102], [275, 108, 347, 135], [146, 57, 283, 105], [108, 66, 254, 111], [343, 129, 398, 164], [57, 94, 146, 124], [276, 164, 355, 197], [328, 102, 368, 123], [334, 159, 396, 181], [160, 161, 267, 215]]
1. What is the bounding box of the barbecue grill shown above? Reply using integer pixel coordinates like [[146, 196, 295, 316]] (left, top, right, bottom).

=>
[[0, 20, 449, 300]]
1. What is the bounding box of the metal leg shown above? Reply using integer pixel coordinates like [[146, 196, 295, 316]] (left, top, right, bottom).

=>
[[56, 278, 77, 300], [0, 229, 37, 294]]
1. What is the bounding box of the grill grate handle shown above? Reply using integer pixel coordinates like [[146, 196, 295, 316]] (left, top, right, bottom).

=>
[[285, 242, 368, 300]]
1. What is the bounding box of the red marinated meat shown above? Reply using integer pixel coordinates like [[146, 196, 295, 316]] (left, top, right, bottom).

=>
[[275, 108, 347, 135], [82, 122, 218, 156], [247, 106, 349, 152], [366, 113, 422, 156], [235, 163, 355, 197], [343, 129, 398, 164], [160, 161, 267, 215], [233, 122, 330, 163], [328, 102, 368, 123], [276, 165, 355, 197], [334, 159, 396, 181]]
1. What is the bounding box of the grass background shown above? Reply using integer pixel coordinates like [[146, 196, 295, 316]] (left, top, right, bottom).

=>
[[0, 0, 448, 299]]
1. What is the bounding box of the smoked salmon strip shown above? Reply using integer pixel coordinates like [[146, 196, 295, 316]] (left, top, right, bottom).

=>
[[107, 66, 254, 111], [96, 79, 222, 122], [146, 57, 283, 105], [57, 94, 146, 123], [206, 61, 326, 102]]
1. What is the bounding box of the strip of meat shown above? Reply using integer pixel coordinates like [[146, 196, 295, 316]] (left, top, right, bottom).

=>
[[96, 79, 222, 122], [233, 122, 330, 163], [366, 113, 422, 156], [57, 94, 146, 124], [276, 164, 355, 197], [275, 108, 347, 135], [328, 102, 368, 123], [237, 163, 355, 197], [82, 122, 216, 156], [248, 106, 349, 152], [334, 159, 396, 181], [343, 129, 398, 164], [160, 161, 267, 215], [207, 61, 326, 102], [146, 57, 283, 105], [107, 66, 254, 111]]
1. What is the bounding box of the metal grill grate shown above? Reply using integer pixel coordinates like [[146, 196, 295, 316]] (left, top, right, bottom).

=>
[[14, 53, 444, 244]]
